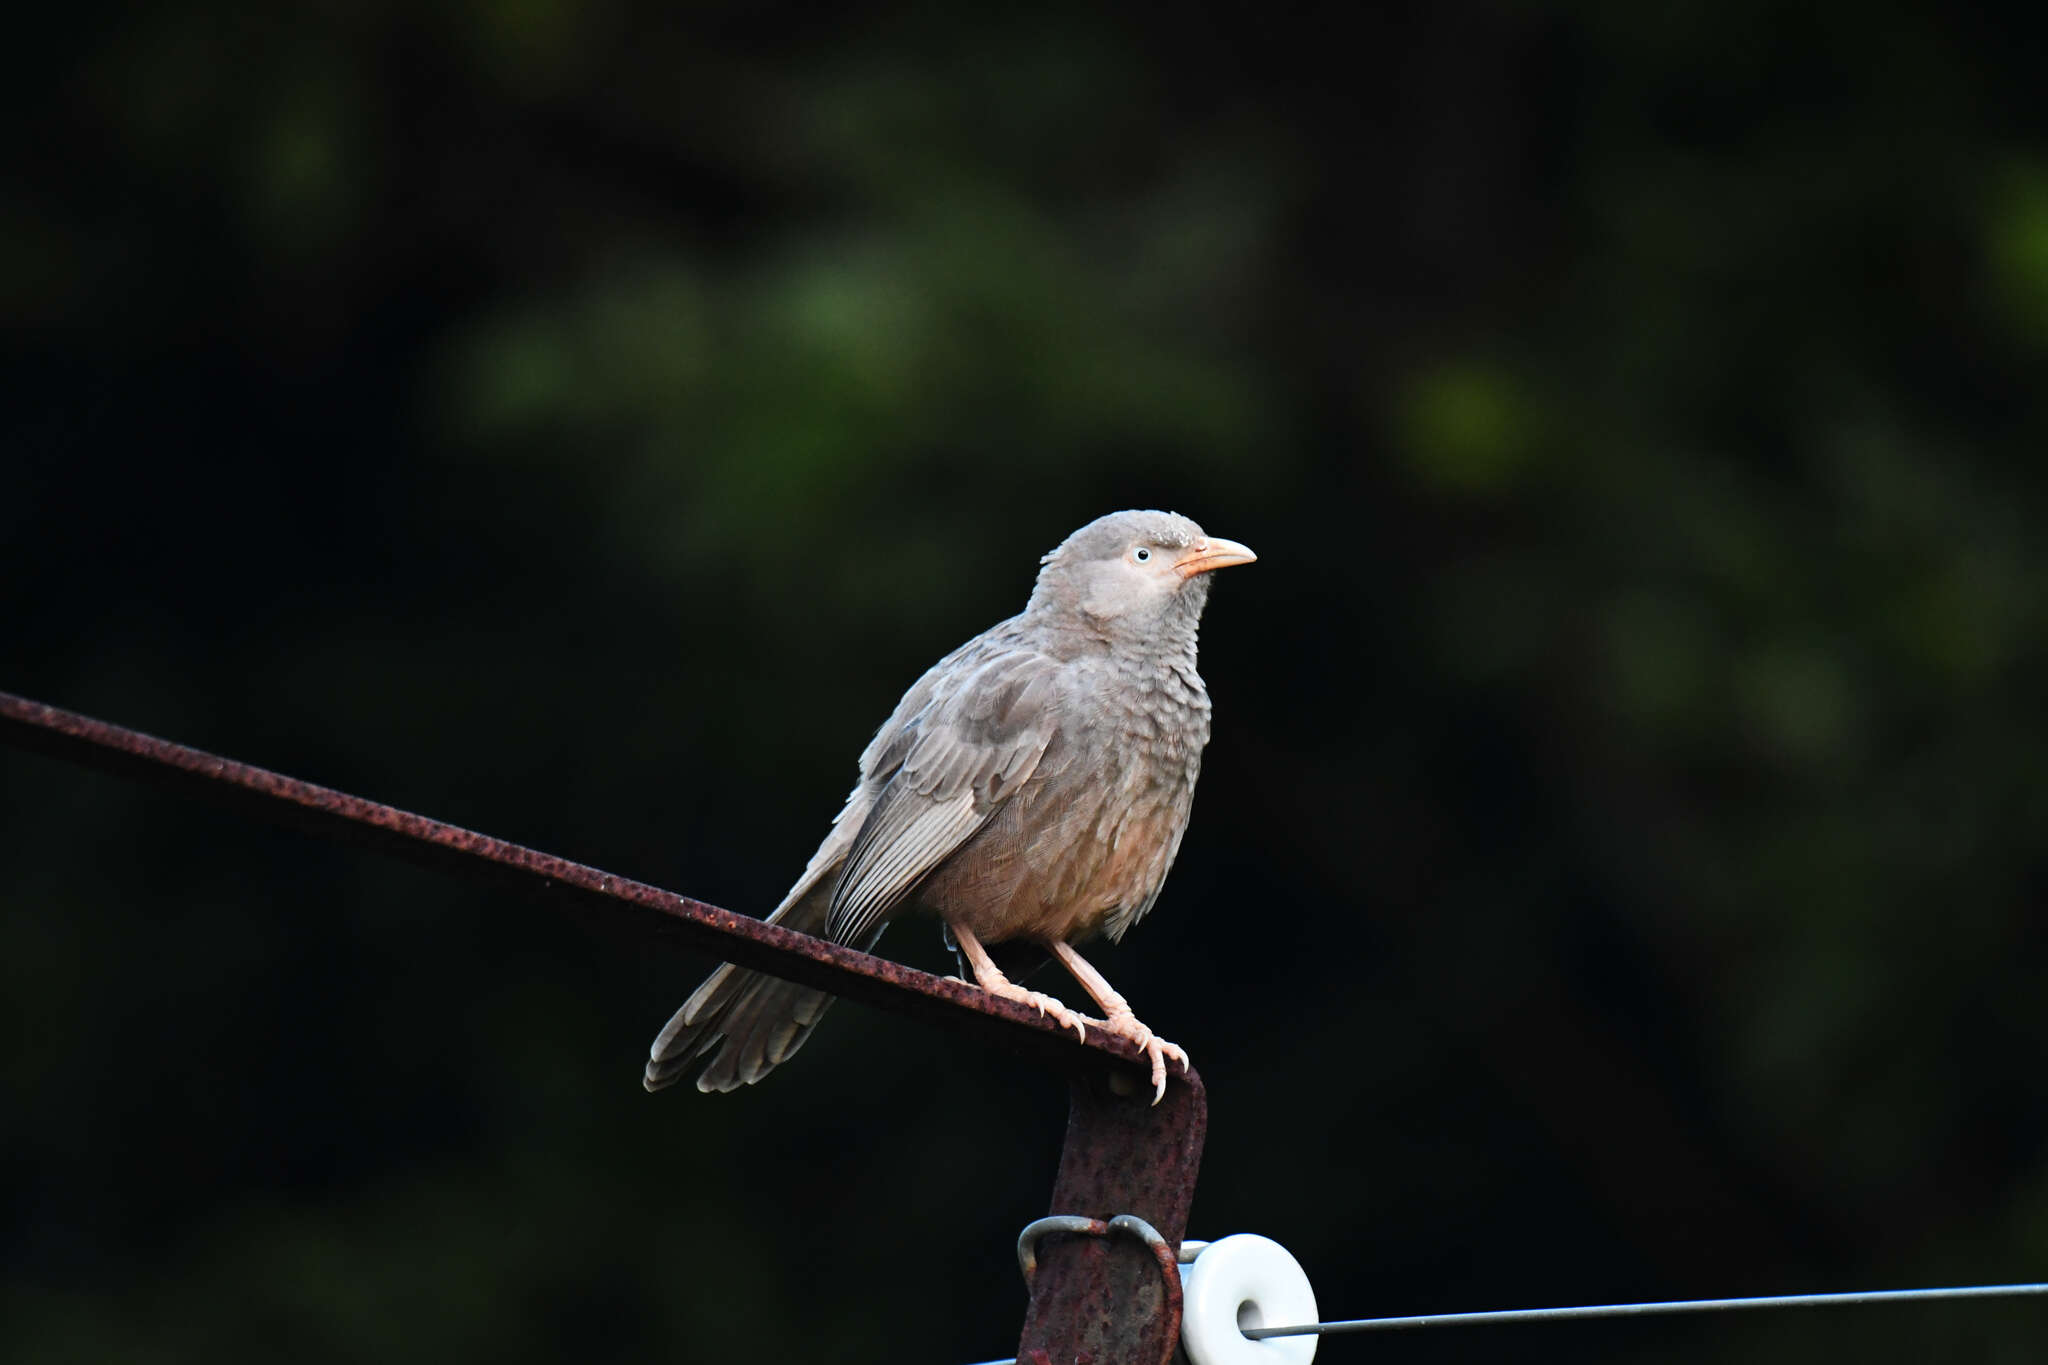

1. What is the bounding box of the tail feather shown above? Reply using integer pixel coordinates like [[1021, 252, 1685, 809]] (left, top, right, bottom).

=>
[[643, 863, 868, 1093]]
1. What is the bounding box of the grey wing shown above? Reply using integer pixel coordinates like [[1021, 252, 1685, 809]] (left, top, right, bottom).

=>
[[825, 645, 1065, 946]]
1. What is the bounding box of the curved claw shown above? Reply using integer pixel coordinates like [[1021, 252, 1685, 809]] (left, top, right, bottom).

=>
[[1093, 1011, 1189, 1105], [986, 982, 1088, 1043], [1149, 1039, 1192, 1105]]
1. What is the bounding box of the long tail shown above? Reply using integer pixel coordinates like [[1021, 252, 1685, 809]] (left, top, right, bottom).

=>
[[643, 864, 871, 1093]]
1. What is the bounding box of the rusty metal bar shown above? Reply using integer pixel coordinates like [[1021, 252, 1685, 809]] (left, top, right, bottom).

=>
[[0, 689, 1207, 1357], [0, 690, 1181, 1075], [1016, 1071, 1208, 1365]]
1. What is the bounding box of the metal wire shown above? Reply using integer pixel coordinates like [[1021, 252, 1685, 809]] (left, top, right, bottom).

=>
[[966, 1281, 2048, 1363], [1240, 1281, 2048, 1338]]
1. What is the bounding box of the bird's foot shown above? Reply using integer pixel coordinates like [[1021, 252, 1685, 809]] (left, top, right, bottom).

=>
[[983, 980, 1089, 1042], [1094, 1009, 1189, 1105]]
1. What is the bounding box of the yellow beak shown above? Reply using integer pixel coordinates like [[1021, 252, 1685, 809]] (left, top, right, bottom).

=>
[[1173, 536, 1258, 578]]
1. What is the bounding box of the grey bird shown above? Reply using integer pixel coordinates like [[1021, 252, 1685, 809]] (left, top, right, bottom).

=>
[[643, 509, 1255, 1102]]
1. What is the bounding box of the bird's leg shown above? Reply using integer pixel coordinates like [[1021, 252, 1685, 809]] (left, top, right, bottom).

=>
[[947, 920, 1088, 1042], [1047, 940, 1189, 1104]]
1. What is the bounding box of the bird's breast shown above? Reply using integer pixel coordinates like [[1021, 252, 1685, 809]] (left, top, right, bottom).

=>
[[915, 660, 1210, 945]]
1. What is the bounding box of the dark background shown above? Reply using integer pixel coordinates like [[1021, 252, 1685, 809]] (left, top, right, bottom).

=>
[[6, 3, 2048, 1361]]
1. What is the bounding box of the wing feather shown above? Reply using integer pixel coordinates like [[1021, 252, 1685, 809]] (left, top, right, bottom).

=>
[[825, 643, 1063, 945]]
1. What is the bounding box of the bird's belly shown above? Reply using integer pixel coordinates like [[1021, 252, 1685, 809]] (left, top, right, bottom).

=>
[[912, 776, 1188, 945]]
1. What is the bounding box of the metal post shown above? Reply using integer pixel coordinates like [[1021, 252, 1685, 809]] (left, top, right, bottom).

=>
[[1017, 1066, 1207, 1365]]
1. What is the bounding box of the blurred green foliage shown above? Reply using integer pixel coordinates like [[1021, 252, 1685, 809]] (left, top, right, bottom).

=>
[[6, 2, 2048, 1362]]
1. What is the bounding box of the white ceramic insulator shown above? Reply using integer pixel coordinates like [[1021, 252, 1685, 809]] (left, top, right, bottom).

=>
[[1178, 1233, 1318, 1365]]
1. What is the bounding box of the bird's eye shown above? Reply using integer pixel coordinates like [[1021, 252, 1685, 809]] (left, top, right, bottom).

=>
[[1133, 547, 1152, 563]]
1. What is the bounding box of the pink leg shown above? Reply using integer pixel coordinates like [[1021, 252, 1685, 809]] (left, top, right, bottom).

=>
[[1048, 940, 1189, 1104], [948, 920, 1088, 1042]]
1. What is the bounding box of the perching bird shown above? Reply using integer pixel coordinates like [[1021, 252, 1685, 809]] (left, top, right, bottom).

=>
[[644, 509, 1255, 1102]]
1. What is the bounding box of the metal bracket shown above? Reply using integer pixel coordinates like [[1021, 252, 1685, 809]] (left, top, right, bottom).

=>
[[1015, 1069, 1207, 1365], [1017, 1213, 1181, 1295]]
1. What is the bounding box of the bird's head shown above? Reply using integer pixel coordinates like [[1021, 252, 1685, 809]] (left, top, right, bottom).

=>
[[1027, 509, 1257, 641]]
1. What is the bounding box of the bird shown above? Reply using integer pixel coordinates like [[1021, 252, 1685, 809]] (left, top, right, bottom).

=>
[[644, 509, 1255, 1103]]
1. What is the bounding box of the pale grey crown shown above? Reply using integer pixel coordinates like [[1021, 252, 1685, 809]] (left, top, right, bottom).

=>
[[1041, 509, 1204, 567]]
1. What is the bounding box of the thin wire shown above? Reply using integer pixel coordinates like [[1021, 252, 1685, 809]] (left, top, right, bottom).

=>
[[1241, 1281, 2048, 1338], [965, 1281, 2048, 1363]]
